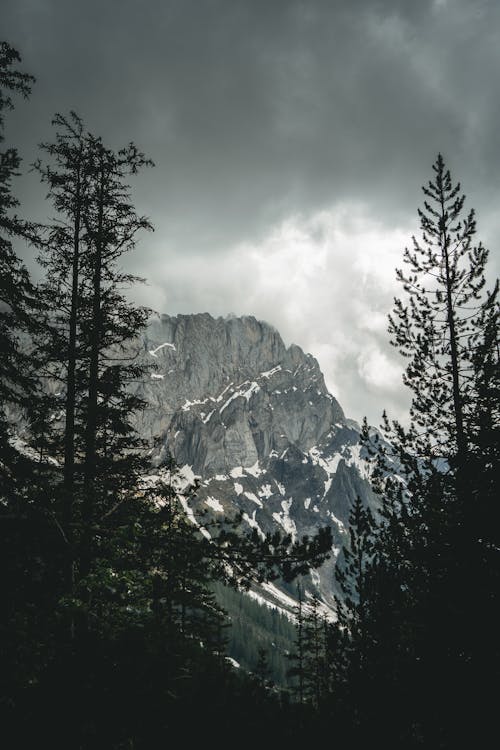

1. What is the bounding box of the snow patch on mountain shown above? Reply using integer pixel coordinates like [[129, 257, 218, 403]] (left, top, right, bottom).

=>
[[205, 496, 224, 513], [245, 461, 263, 478], [261, 365, 282, 378], [258, 484, 273, 500], [272, 499, 297, 540], [149, 342, 176, 357], [243, 511, 266, 540], [243, 491, 263, 508]]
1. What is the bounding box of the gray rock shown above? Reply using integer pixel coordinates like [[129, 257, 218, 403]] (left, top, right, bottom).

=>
[[131, 312, 379, 611]]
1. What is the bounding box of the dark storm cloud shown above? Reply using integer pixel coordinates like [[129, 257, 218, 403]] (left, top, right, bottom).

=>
[[3, 0, 499, 247], [1, 0, 499, 423]]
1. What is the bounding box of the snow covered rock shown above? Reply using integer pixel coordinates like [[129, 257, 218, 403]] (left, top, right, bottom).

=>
[[130, 313, 378, 609]]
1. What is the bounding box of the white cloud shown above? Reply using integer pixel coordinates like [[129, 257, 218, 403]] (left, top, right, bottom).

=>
[[141, 202, 414, 426], [357, 347, 403, 392]]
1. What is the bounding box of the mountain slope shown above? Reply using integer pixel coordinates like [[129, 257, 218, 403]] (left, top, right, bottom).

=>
[[133, 313, 377, 610]]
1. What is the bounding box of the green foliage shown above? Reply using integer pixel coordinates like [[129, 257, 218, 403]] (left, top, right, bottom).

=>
[[324, 155, 500, 747], [212, 580, 297, 686], [281, 156, 499, 747], [388, 152, 494, 463], [33, 112, 154, 503], [0, 42, 39, 498], [1, 45, 333, 745]]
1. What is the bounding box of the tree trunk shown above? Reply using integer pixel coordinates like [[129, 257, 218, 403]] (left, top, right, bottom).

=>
[[81, 159, 105, 581], [63, 152, 83, 610]]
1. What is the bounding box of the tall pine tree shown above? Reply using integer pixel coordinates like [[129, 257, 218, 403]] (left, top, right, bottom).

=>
[[33, 115, 154, 633], [0, 42, 37, 499], [365, 154, 499, 746]]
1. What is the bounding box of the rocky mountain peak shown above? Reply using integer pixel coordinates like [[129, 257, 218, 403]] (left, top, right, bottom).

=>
[[135, 312, 344, 449], [132, 312, 375, 611]]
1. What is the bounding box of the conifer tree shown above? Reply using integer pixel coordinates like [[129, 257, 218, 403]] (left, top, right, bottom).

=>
[[334, 495, 376, 644], [362, 154, 499, 745], [76, 134, 153, 584], [329, 494, 378, 736], [388, 154, 489, 460], [138, 471, 229, 649], [33, 112, 93, 534], [209, 520, 332, 588], [0, 42, 37, 498], [287, 582, 306, 705], [254, 647, 274, 690], [0, 42, 68, 723], [301, 595, 328, 709], [32, 115, 154, 636]]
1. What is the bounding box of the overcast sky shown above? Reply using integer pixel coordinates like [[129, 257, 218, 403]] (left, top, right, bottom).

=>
[[2, 0, 499, 426]]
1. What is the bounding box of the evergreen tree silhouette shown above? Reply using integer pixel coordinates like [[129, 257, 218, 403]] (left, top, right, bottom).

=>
[[33, 115, 154, 632], [362, 154, 499, 746], [0, 42, 37, 499]]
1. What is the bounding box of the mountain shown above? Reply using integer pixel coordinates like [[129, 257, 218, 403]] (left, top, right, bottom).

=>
[[8, 309, 380, 682], [131, 312, 378, 612]]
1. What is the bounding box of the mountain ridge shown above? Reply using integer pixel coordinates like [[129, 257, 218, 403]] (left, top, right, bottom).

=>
[[132, 312, 377, 611]]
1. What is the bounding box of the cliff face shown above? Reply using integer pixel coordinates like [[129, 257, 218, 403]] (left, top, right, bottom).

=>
[[133, 312, 343, 446], [133, 313, 377, 610]]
